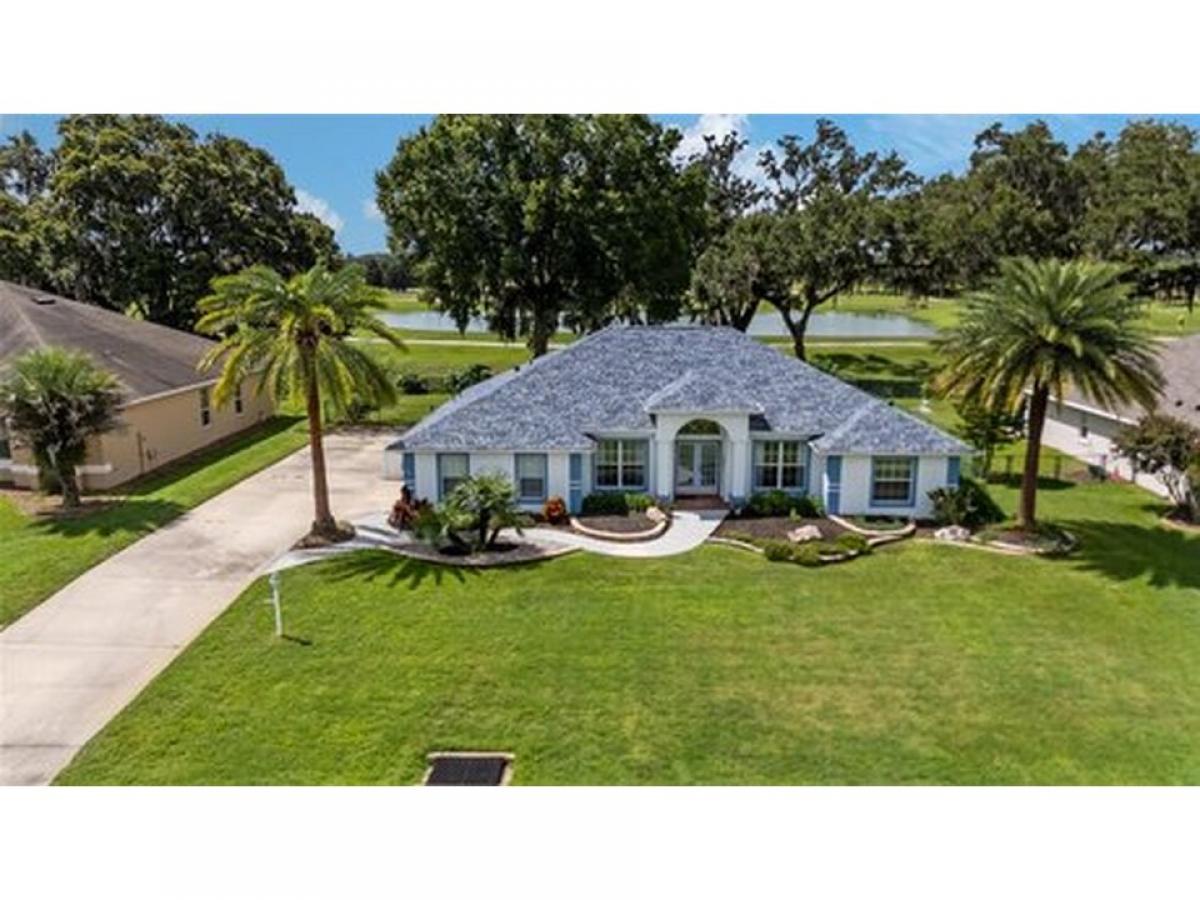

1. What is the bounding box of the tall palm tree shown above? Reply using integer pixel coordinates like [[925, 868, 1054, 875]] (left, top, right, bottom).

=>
[[936, 257, 1164, 529], [0, 347, 124, 508], [197, 264, 404, 540]]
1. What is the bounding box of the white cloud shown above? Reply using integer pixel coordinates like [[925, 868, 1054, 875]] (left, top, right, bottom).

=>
[[674, 113, 750, 162], [362, 197, 383, 221], [294, 188, 344, 232], [673, 113, 770, 189]]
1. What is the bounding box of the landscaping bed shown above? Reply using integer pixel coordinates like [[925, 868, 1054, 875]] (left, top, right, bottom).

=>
[[974, 523, 1078, 556], [390, 538, 575, 568], [716, 516, 847, 543]]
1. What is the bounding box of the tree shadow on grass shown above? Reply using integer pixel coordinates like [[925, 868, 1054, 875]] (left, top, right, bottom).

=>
[[1061, 518, 1200, 590], [316, 549, 482, 591], [30, 498, 186, 539], [987, 474, 1077, 493]]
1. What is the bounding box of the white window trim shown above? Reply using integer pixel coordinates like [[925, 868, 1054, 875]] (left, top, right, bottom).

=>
[[752, 440, 806, 492], [870, 456, 917, 506], [594, 438, 648, 491], [199, 388, 213, 429]]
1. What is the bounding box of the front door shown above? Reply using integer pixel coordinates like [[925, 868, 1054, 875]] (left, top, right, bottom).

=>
[[676, 440, 720, 495]]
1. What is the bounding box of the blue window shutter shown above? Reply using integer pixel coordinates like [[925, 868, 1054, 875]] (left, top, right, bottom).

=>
[[568, 452, 583, 514], [910, 456, 920, 504], [402, 452, 416, 485], [947, 456, 961, 488], [825, 455, 842, 515]]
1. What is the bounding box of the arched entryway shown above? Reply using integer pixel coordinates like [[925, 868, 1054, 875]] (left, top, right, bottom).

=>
[[674, 419, 724, 497]]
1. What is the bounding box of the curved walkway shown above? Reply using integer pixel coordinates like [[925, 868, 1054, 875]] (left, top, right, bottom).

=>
[[518, 509, 727, 558], [270, 508, 729, 573]]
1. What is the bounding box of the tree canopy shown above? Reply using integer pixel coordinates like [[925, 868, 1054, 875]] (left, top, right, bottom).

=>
[[375, 114, 707, 355], [0, 116, 338, 330]]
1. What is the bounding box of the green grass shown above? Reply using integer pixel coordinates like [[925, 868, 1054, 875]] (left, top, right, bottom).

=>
[[0, 417, 311, 627], [57, 470, 1200, 785]]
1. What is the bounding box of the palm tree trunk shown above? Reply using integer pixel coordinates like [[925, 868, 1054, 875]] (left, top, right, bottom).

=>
[[1019, 383, 1050, 529], [303, 362, 337, 537], [59, 465, 81, 509]]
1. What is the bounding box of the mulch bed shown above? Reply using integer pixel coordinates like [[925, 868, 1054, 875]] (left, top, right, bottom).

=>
[[716, 516, 848, 542], [574, 513, 657, 534]]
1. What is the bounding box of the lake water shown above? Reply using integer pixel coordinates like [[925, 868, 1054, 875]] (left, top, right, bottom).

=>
[[381, 308, 937, 339]]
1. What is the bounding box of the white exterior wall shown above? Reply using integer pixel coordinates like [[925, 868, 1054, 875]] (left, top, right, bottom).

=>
[[1041, 401, 1170, 498], [651, 411, 751, 502], [399, 449, 573, 511], [833, 453, 951, 518]]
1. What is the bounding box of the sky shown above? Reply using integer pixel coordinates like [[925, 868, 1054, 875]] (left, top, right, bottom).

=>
[[4, 113, 1199, 255]]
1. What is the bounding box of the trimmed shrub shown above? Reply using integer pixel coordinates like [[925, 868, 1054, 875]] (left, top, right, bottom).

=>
[[447, 363, 493, 394], [581, 492, 628, 516], [927, 477, 1004, 528], [542, 496, 569, 525], [761, 540, 795, 562], [624, 492, 656, 513], [397, 372, 430, 395], [792, 543, 823, 566], [744, 490, 822, 519], [835, 532, 870, 555]]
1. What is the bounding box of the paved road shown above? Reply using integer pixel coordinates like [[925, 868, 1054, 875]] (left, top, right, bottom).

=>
[[0, 433, 396, 786]]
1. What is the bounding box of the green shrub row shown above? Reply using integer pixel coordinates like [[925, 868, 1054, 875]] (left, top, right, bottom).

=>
[[580, 491, 657, 516], [397, 364, 494, 396], [727, 531, 870, 566], [740, 490, 824, 519]]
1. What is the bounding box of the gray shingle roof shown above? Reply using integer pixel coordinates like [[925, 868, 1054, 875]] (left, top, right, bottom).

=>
[[396, 325, 969, 455], [1060, 334, 1200, 430], [0, 280, 219, 403]]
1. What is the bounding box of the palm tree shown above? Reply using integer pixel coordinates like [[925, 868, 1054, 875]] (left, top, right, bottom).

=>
[[936, 257, 1164, 529], [0, 347, 124, 508], [196, 264, 404, 541]]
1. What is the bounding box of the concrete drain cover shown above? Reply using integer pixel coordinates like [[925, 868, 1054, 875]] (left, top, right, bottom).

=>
[[424, 752, 513, 786]]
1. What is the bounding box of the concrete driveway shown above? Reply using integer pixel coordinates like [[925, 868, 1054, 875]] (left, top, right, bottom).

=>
[[0, 432, 396, 786]]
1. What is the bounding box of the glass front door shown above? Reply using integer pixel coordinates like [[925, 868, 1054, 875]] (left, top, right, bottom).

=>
[[675, 440, 720, 494]]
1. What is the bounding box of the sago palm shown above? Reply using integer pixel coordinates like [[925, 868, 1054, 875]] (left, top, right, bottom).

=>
[[0, 347, 124, 508], [196, 263, 404, 540], [936, 257, 1163, 529]]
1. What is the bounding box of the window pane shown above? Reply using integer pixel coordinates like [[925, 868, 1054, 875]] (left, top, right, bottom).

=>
[[441, 454, 468, 477], [781, 442, 799, 464], [780, 463, 803, 489], [753, 465, 776, 489], [516, 454, 546, 500], [620, 440, 647, 487], [596, 464, 620, 487], [871, 456, 915, 504], [597, 441, 619, 465]]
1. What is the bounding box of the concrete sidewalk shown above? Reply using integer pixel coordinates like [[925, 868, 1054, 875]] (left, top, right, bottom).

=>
[[0, 433, 396, 786]]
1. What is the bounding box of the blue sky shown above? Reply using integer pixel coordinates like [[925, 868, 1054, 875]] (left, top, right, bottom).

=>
[[4, 113, 1199, 254]]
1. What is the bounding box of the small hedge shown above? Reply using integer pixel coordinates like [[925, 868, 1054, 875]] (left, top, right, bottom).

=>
[[728, 530, 871, 566], [580, 491, 658, 517], [741, 490, 823, 519]]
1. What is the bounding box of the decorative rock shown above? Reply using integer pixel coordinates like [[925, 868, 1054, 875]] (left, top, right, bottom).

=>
[[787, 524, 823, 544], [646, 506, 668, 523], [934, 525, 971, 542]]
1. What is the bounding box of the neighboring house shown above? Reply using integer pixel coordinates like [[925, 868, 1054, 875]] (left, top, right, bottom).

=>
[[384, 325, 969, 518], [1040, 333, 1200, 498], [0, 280, 273, 491]]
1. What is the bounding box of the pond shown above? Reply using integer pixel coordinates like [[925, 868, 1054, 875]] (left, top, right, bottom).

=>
[[379, 308, 937, 339]]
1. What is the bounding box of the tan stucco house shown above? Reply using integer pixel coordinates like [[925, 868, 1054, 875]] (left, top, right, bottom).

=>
[[0, 280, 273, 492]]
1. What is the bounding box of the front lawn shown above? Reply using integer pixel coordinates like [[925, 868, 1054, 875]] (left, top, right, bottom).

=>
[[57, 474, 1200, 785]]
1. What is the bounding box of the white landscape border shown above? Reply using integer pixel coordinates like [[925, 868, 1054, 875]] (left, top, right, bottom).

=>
[[4, 3, 1199, 898]]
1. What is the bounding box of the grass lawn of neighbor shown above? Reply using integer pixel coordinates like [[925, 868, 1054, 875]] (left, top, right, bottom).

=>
[[58, 464, 1200, 785], [0, 416, 309, 627]]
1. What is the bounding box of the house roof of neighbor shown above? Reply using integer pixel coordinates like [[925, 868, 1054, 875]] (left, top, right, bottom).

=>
[[0, 280, 219, 404], [395, 325, 969, 455], [1061, 334, 1200, 430]]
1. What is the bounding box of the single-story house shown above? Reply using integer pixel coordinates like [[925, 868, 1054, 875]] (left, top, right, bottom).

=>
[[0, 280, 273, 491], [384, 325, 970, 517], [1040, 333, 1200, 498]]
